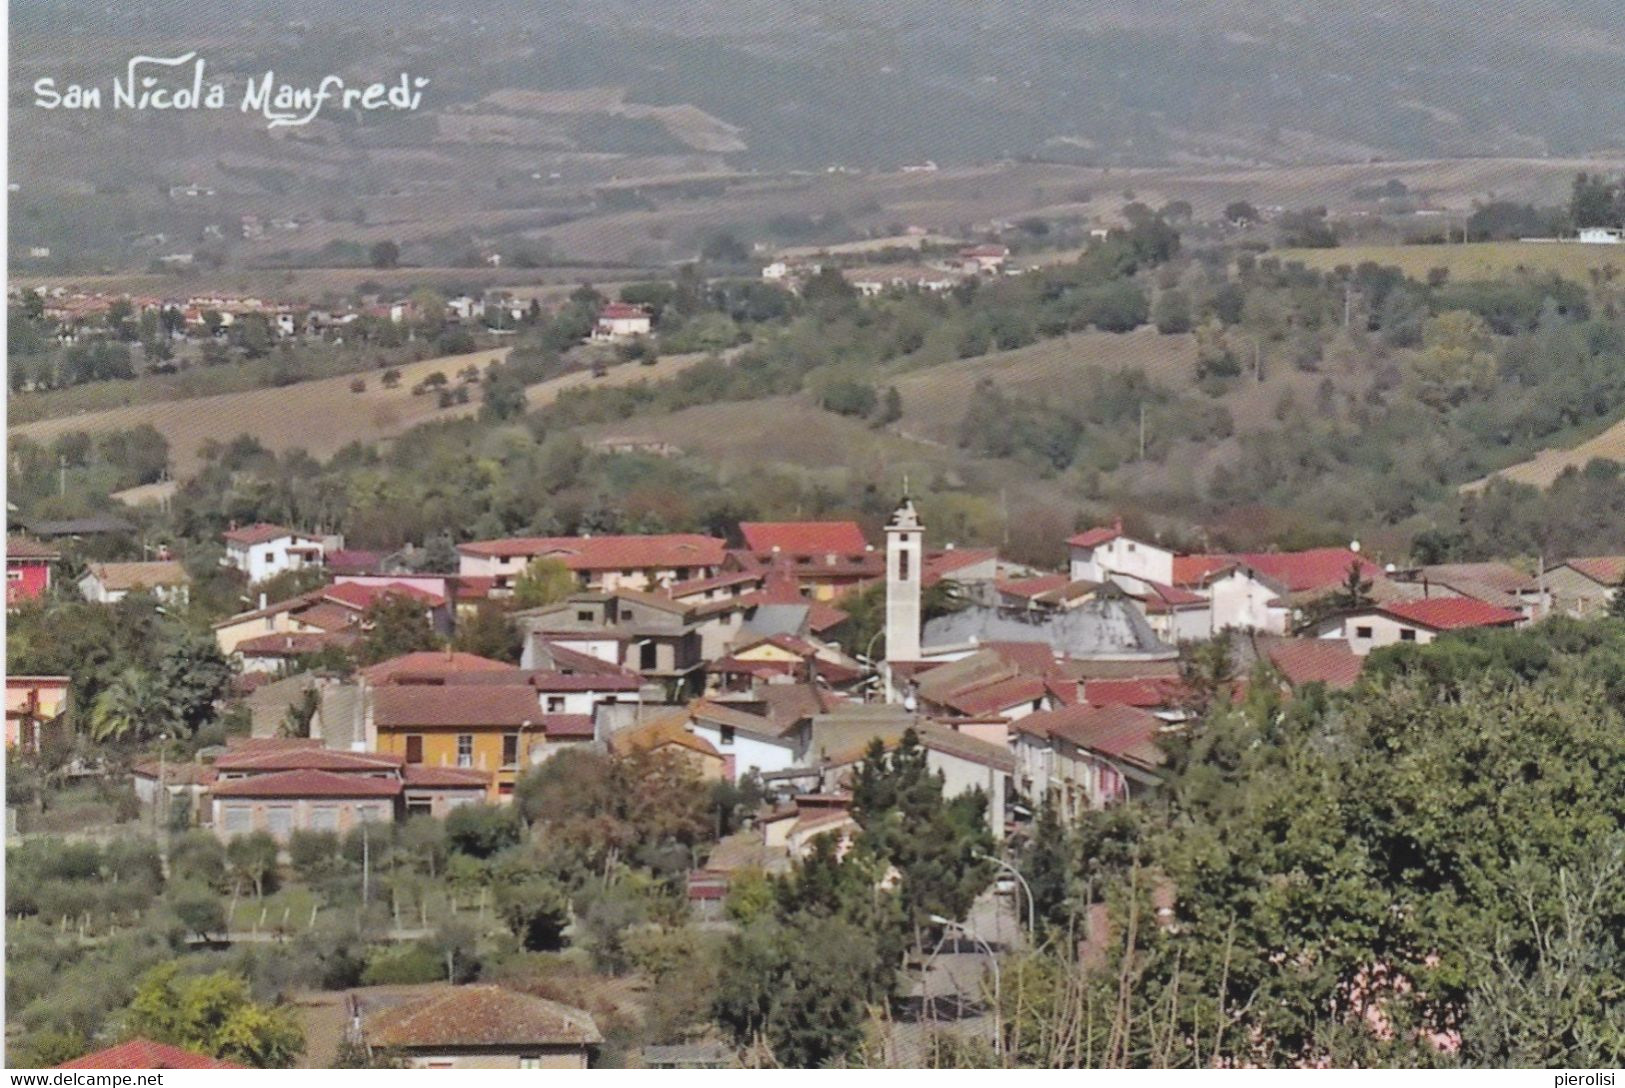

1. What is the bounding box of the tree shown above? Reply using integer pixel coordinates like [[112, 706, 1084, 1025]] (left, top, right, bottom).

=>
[[125, 963, 304, 1068], [496, 876, 572, 951], [369, 241, 400, 269], [89, 668, 172, 742], [452, 602, 523, 663], [444, 803, 522, 859], [1152, 288, 1192, 335], [1609, 579, 1625, 620], [167, 883, 226, 940], [1225, 201, 1260, 226], [154, 633, 233, 737], [874, 386, 903, 426], [850, 729, 994, 937], [511, 557, 576, 609], [357, 594, 439, 664], [226, 832, 279, 899], [1409, 309, 1497, 410]]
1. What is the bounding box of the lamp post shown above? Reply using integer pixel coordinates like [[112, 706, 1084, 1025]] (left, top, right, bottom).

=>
[[929, 914, 1002, 1061], [978, 852, 1036, 935]]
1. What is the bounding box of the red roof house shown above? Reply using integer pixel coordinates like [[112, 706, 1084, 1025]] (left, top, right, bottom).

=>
[[57, 1039, 244, 1070]]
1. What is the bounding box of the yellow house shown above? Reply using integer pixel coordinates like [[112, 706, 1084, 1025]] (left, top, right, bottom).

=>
[[607, 711, 727, 781], [370, 685, 547, 802]]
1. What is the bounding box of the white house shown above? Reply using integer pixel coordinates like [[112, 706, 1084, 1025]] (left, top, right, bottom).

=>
[[222, 523, 327, 583], [681, 699, 801, 781], [1206, 566, 1292, 635], [79, 560, 191, 607], [1067, 520, 1175, 585], [1578, 227, 1624, 245], [1307, 598, 1522, 656], [591, 303, 652, 341]]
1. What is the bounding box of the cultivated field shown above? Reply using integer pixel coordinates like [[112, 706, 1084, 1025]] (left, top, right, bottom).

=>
[[8, 347, 720, 477], [1276, 241, 1625, 281], [1466, 413, 1625, 491]]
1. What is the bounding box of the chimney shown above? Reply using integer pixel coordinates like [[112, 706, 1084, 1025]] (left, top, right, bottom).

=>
[[259, 592, 268, 609]]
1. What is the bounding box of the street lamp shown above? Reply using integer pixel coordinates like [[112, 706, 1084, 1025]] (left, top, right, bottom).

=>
[[929, 914, 1002, 1060], [978, 852, 1035, 935]]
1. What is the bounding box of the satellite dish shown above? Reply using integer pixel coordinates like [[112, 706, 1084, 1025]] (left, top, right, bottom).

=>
[[1349, 540, 1361, 554]]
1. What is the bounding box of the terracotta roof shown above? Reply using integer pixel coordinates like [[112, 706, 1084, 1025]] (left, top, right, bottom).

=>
[[234, 631, 357, 656], [1378, 598, 1523, 631], [996, 573, 1071, 600], [295, 601, 364, 632], [1171, 554, 1234, 587], [820, 723, 1015, 773], [1561, 556, 1625, 586], [364, 985, 601, 1049], [1226, 548, 1382, 593], [323, 549, 385, 575], [84, 560, 190, 590], [360, 650, 514, 686], [609, 714, 721, 760], [322, 581, 445, 609], [1019, 703, 1166, 769], [1067, 525, 1123, 549], [598, 302, 649, 320], [223, 522, 307, 546], [666, 570, 766, 597], [1255, 636, 1362, 690], [450, 574, 498, 600], [402, 765, 491, 788], [373, 685, 540, 728], [456, 534, 725, 570], [211, 769, 400, 798], [7, 534, 60, 560], [739, 521, 869, 554], [942, 675, 1048, 716], [1415, 562, 1538, 595], [57, 1039, 244, 1069], [542, 714, 595, 739], [132, 760, 218, 786], [214, 747, 403, 774], [923, 547, 999, 580], [1081, 677, 1185, 709]]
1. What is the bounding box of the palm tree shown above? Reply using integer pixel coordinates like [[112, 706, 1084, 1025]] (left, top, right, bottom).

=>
[[90, 668, 172, 742]]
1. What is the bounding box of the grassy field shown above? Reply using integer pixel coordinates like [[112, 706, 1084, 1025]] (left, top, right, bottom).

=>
[[1276, 240, 1625, 281], [9, 347, 721, 477], [1466, 413, 1625, 491]]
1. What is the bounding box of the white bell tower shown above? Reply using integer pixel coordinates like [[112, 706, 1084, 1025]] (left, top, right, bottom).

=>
[[883, 492, 923, 701]]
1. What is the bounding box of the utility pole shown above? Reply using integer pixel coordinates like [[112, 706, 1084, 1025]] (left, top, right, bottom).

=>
[[361, 820, 371, 911], [1138, 403, 1146, 460], [58, 455, 66, 497]]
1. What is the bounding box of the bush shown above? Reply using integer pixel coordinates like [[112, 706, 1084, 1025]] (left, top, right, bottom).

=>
[[288, 830, 342, 883], [361, 942, 446, 985], [445, 804, 522, 859]]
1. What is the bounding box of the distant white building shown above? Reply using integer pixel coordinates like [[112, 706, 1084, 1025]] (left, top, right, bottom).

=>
[[223, 523, 327, 583], [1578, 227, 1624, 245], [591, 303, 652, 341]]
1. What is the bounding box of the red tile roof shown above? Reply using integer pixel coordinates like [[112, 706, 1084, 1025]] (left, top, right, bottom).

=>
[[373, 685, 540, 728], [599, 302, 649, 321], [360, 650, 515, 686], [7, 534, 61, 560], [1257, 637, 1362, 690], [223, 522, 309, 546], [1563, 556, 1625, 586], [1379, 598, 1522, 631], [1018, 703, 1166, 768], [740, 521, 869, 554], [456, 533, 726, 570], [233, 631, 357, 656], [402, 765, 491, 788], [1081, 677, 1184, 709], [542, 713, 595, 739], [1067, 524, 1122, 548], [57, 1039, 244, 1069], [323, 549, 385, 575], [1172, 554, 1234, 586], [943, 675, 1048, 716], [1228, 548, 1382, 593], [322, 581, 445, 609], [364, 985, 601, 1049], [213, 747, 403, 774], [211, 769, 401, 798], [997, 573, 1070, 599]]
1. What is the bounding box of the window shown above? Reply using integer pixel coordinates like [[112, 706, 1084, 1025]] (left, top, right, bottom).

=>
[[897, 548, 910, 581], [503, 733, 519, 767], [457, 734, 473, 768], [518, 1057, 542, 1070], [266, 806, 294, 837], [1355, 625, 1373, 639], [546, 696, 565, 712], [405, 735, 423, 764], [620, 609, 634, 621], [6, 570, 20, 582], [406, 799, 432, 818], [1126, 542, 1137, 552], [1399, 628, 1418, 642], [311, 806, 338, 831], [357, 803, 387, 823], [576, 610, 594, 622], [674, 568, 690, 580], [719, 725, 735, 746], [640, 641, 658, 670], [222, 805, 252, 833]]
